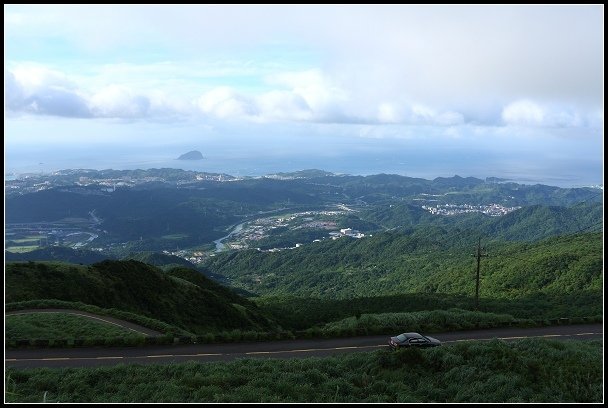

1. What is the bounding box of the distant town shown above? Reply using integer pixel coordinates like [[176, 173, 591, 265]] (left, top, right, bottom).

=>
[[421, 203, 521, 216], [7, 168, 597, 267], [5, 169, 240, 196]]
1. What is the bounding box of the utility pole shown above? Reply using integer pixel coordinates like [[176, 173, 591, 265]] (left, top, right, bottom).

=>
[[473, 237, 488, 310]]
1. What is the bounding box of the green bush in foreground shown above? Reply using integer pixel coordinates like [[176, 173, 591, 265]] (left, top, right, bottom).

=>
[[5, 339, 602, 403]]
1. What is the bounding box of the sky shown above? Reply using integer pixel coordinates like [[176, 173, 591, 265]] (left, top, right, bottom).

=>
[[4, 5, 604, 186]]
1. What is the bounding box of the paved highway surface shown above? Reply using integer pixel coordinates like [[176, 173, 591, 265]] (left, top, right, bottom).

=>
[[5, 324, 601, 369]]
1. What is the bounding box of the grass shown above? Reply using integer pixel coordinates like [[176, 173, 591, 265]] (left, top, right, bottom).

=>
[[6, 299, 184, 336], [256, 290, 603, 330], [5, 313, 145, 342], [315, 309, 522, 337], [5, 339, 602, 403], [7, 299, 600, 348], [6, 245, 40, 253], [161, 234, 189, 240], [6, 260, 276, 334], [11, 238, 43, 244]]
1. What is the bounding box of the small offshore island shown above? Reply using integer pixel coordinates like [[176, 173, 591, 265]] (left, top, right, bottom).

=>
[[177, 150, 204, 160]]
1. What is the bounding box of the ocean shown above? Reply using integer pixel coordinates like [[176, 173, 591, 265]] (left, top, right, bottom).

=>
[[5, 145, 603, 188]]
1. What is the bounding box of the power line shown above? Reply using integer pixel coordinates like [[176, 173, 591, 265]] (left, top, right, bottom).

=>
[[427, 226, 481, 251], [566, 191, 602, 233], [570, 191, 603, 208], [575, 220, 604, 234], [490, 222, 603, 262], [471, 237, 488, 311], [488, 253, 530, 263]]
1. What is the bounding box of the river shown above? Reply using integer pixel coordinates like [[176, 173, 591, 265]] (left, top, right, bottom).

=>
[[213, 223, 245, 252]]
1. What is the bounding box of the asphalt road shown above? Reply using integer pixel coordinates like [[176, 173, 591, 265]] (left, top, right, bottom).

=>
[[5, 323, 602, 369]]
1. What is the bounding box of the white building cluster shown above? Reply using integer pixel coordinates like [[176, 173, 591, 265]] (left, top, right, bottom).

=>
[[421, 203, 521, 216], [329, 228, 365, 239]]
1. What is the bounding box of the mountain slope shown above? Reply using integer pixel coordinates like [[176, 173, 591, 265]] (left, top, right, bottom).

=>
[[479, 203, 603, 241], [123, 251, 197, 268], [5, 260, 277, 333], [203, 231, 602, 300], [5, 247, 112, 264], [359, 202, 602, 242]]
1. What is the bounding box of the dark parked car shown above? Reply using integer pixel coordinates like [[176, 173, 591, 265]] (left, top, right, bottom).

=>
[[388, 332, 442, 350]]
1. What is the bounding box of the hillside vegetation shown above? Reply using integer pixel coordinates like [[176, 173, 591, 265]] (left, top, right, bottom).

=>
[[6, 339, 602, 403], [5, 247, 112, 265], [360, 202, 602, 241], [5, 260, 276, 334], [204, 231, 602, 300], [6, 170, 602, 251], [122, 251, 198, 269], [5, 313, 144, 342]]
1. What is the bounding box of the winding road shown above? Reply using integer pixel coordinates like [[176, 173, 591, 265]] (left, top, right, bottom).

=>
[[5, 309, 162, 337], [5, 323, 601, 369]]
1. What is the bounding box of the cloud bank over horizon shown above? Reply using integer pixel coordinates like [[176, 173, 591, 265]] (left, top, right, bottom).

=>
[[5, 5, 603, 130], [4, 5, 603, 186]]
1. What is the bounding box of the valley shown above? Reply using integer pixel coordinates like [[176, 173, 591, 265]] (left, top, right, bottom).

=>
[[4, 168, 603, 403]]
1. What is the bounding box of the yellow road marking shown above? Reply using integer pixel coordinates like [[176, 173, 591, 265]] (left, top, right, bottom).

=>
[[6, 332, 602, 363], [135, 353, 223, 359], [176, 353, 223, 357], [444, 332, 602, 344], [247, 345, 382, 354]]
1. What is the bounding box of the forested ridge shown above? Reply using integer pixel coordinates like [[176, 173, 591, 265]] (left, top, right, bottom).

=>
[[5, 260, 275, 334]]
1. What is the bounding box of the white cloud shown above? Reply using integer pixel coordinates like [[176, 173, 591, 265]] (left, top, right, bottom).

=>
[[5, 65, 187, 119], [197, 87, 257, 120], [502, 100, 545, 126], [376, 102, 464, 126], [4, 62, 601, 130], [435, 112, 466, 127], [377, 103, 400, 123], [268, 70, 348, 121], [10, 65, 76, 93], [255, 90, 311, 122], [501, 99, 594, 128], [5, 66, 90, 118], [5, 5, 603, 122], [89, 85, 150, 118], [5, 71, 26, 110], [195, 70, 348, 123]]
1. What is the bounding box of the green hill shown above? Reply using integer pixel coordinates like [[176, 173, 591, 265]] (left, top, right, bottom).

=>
[[359, 202, 602, 242], [5, 260, 277, 334], [203, 231, 603, 300], [479, 203, 603, 241], [5, 246, 112, 264], [123, 251, 197, 268], [7, 170, 601, 254]]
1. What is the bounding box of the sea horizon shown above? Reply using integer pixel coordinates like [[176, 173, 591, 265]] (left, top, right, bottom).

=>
[[5, 151, 603, 189]]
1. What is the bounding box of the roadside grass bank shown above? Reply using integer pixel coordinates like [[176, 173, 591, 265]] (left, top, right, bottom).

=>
[[6, 304, 600, 349], [5, 338, 602, 403], [6, 313, 146, 344]]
